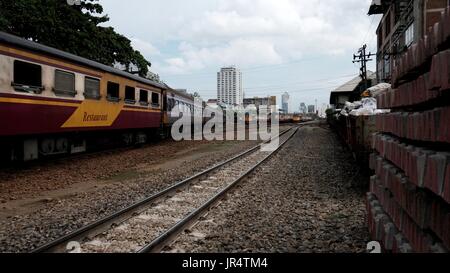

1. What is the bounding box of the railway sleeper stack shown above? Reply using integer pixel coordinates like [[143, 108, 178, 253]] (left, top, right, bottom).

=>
[[368, 5, 450, 253]]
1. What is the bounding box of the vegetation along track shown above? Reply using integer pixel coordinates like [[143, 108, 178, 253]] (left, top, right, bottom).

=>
[[31, 126, 299, 253]]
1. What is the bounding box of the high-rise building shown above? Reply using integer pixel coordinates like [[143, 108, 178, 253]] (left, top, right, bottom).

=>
[[281, 92, 290, 113], [299, 103, 307, 114], [217, 66, 243, 106], [308, 105, 315, 114]]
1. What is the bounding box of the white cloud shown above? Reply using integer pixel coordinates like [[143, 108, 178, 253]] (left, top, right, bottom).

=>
[[159, 39, 282, 74], [130, 37, 160, 57], [102, 0, 376, 75], [155, 0, 374, 74]]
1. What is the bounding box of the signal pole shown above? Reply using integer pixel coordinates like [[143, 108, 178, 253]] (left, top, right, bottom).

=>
[[353, 44, 375, 89]]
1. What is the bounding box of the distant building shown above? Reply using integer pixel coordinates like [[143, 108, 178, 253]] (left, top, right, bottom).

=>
[[329, 71, 376, 109], [299, 103, 307, 114], [243, 96, 276, 108], [281, 92, 290, 113], [368, 0, 448, 83], [217, 66, 243, 106], [207, 99, 218, 107], [308, 105, 315, 114]]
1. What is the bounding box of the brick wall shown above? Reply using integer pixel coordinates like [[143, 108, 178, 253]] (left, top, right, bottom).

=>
[[368, 5, 450, 253]]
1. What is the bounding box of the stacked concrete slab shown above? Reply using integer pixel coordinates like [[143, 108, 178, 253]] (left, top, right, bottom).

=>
[[368, 6, 450, 253]]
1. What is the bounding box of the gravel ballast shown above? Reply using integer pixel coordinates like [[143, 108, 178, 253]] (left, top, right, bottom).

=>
[[167, 124, 370, 253], [0, 139, 262, 252]]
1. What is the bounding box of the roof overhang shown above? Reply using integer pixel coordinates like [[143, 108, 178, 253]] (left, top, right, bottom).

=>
[[368, 0, 389, 15]]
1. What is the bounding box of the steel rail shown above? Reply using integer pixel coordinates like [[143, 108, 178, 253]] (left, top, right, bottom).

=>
[[138, 127, 299, 253], [31, 127, 293, 253]]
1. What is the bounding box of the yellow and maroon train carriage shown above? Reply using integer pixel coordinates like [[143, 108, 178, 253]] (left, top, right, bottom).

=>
[[0, 31, 195, 161]]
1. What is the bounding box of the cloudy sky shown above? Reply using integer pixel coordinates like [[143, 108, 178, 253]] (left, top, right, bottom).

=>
[[100, 0, 380, 110]]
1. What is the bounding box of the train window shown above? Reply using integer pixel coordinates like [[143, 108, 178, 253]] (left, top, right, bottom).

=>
[[84, 77, 101, 100], [168, 98, 175, 111], [139, 89, 149, 106], [12, 60, 44, 93], [151, 92, 159, 107], [125, 86, 136, 104], [107, 81, 120, 102], [54, 70, 76, 97]]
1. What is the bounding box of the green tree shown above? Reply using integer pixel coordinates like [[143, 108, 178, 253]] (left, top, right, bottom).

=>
[[0, 0, 151, 77]]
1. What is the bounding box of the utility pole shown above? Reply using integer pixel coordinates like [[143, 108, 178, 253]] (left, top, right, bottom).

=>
[[352, 44, 375, 89]]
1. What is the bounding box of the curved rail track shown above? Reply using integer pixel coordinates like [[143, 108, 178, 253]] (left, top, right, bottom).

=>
[[31, 126, 299, 253]]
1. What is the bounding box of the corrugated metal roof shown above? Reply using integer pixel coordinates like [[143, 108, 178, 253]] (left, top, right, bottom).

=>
[[0, 31, 168, 90], [331, 71, 376, 93]]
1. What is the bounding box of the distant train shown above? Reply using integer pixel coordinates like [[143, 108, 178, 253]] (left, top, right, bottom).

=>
[[279, 113, 304, 124], [0, 31, 201, 161]]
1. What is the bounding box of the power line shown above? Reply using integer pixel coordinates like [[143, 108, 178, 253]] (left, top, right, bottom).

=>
[[362, 15, 376, 46]]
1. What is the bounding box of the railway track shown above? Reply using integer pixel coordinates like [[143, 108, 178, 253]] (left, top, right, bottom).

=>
[[31, 126, 299, 253]]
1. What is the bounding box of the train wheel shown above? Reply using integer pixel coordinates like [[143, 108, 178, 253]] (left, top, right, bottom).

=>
[[122, 133, 134, 146]]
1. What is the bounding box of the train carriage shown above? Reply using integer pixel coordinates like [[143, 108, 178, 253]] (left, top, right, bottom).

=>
[[0, 31, 167, 161], [162, 88, 207, 139]]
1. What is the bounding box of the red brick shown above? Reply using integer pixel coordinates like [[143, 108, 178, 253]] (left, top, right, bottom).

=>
[[383, 222, 398, 251], [393, 140, 401, 167], [404, 145, 415, 178], [444, 8, 450, 43], [392, 199, 404, 230], [442, 50, 450, 91], [408, 148, 419, 184], [392, 66, 398, 86], [436, 13, 446, 48], [369, 153, 376, 170], [423, 72, 438, 101], [376, 156, 384, 176], [417, 75, 427, 103], [431, 22, 441, 55], [426, 110, 435, 141], [429, 200, 450, 249], [374, 213, 389, 242], [425, 31, 433, 58], [443, 162, 450, 203], [415, 191, 431, 229], [429, 53, 442, 91], [418, 37, 427, 65], [410, 44, 418, 70], [433, 108, 442, 142], [417, 150, 436, 188], [401, 113, 409, 138], [425, 153, 450, 196], [437, 107, 450, 143], [417, 112, 425, 140]]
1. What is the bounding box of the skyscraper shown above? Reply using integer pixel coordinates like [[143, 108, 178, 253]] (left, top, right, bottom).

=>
[[299, 103, 307, 114], [281, 92, 290, 113], [217, 66, 243, 106]]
